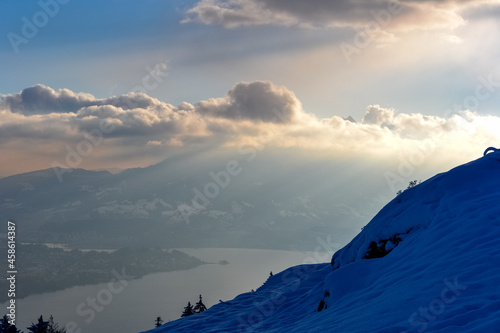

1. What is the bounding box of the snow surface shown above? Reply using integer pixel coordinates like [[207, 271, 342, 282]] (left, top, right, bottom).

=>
[[142, 152, 500, 332]]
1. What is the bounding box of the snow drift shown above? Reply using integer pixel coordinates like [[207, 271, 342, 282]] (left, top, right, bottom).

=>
[[143, 151, 500, 332]]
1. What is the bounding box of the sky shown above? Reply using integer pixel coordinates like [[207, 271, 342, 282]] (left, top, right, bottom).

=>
[[1, 0, 500, 177]]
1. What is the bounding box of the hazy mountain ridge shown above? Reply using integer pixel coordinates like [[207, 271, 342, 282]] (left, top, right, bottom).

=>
[[0, 150, 389, 250]]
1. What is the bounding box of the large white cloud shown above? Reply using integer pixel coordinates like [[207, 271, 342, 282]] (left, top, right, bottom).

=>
[[1, 82, 500, 176]]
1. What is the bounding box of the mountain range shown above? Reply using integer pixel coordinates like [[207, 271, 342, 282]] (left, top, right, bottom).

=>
[[0, 149, 392, 250]]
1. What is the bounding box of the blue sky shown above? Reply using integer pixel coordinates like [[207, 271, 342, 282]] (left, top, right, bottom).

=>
[[3, 0, 498, 117], [1, 0, 500, 176]]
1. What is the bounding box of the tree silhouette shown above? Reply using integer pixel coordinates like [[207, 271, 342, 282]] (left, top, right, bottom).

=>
[[47, 315, 66, 333], [193, 295, 207, 314], [181, 302, 194, 317], [7, 326, 21, 333], [0, 316, 11, 333], [0, 315, 20, 333], [154, 317, 163, 327], [27, 315, 49, 333], [396, 180, 421, 196]]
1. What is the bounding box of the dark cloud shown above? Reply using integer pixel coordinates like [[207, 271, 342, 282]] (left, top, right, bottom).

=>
[[184, 0, 495, 31], [1, 84, 96, 114], [461, 2, 500, 20], [256, 0, 401, 27], [195, 81, 304, 123], [1, 84, 160, 115], [0, 85, 204, 144]]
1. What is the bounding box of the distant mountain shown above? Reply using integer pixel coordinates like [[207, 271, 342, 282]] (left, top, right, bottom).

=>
[[0, 149, 390, 250], [343, 115, 357, 123], [143, 150, 500, 332]]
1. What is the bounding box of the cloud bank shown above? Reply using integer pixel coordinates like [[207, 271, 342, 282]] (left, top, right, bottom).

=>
[[1, 82, 500, 176], [183, 0, 500, 34]]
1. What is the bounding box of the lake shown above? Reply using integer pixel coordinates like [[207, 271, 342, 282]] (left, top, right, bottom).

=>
[[3, 248, 333, 333]]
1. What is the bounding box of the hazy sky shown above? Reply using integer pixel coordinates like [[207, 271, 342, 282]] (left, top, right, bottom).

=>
[[1, 0, 500, 177]]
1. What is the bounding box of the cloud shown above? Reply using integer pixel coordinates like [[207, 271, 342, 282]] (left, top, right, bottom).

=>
[[184, 0, 500, 34], [1, 84, 164, 115], [1, 82, 500, 176], [0, 85, 213, 159], [195, 81, 307, 123], [362, 105, 395, 126], [2, 84, 96, 115]]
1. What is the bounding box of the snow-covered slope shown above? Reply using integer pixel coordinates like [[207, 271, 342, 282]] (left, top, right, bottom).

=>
[[143, 151, 500, 332]]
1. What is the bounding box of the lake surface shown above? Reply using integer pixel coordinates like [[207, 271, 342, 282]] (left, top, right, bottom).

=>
[[3, 248, 332, 333]]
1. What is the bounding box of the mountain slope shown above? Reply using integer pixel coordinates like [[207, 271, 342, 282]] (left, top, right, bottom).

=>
[[0, 151, 386, 250], [143, 151, 500, 332]]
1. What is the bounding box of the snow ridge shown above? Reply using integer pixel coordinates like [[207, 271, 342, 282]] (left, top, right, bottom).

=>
[[144, 151, 500, 333]]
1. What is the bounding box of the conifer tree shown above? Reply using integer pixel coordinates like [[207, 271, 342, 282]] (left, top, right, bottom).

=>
[[27, 315, 49, 333], [0, 315, 20, 333], [0, 316, 11, 333], [154, 317, 163, 327], [7, 326, 21, 333], [193, 295, 207, 314], [181, 302, 194, 317], [47, 315, 66, 333]]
